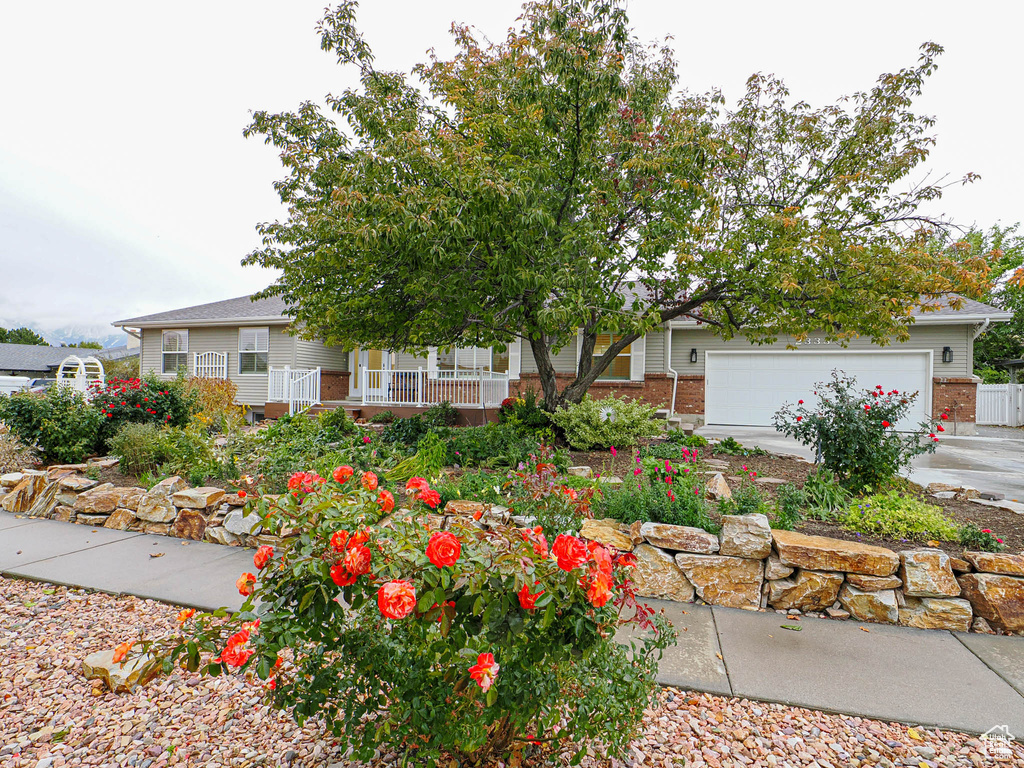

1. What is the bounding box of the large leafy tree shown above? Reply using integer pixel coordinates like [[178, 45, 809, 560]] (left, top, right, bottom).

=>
[[0, 327, 48, 346], [244, 0, 991, 409], [933, 224, 1024, 382]]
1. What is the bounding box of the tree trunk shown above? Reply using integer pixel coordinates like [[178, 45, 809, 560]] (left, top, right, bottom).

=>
[[534, 328, 642, 411], [529, 335, 564, 410]]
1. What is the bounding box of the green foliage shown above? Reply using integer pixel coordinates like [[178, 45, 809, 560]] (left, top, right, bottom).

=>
[[92, 374, 192, 450], [237, 414, 358, 493], [665, 430, 707, 447], [109, 423, 170, 476], [62, 340, 103, 349], [599, 472, 715, 531], [314, 407, 356, 436], [385, 431, 450, 483], [162, 472, 673, 764], [802, 468, 850, 521], [548, 394, 661, 450], [974, 366, 1010, 384], [641, 441, 697, 461], [504, 449, 597, 535], [713, 436, 768, 457], [101, 355, 140, 382], [774, 372, 939, 492], [959, 522, 1006, 553], [719, 482, 771, 518], [161, 423, 235, 486], [0, 327, 47, 345], [183, 376, 245, 434], [380, 415, 430, 449], [498, 391, 551, 431], [435, 470, 509, 509], [368, 409, 396, 424], [841, 491, 960, 542], [0, 387, 101, 463], [422, 401, 459, 427], [771, 483, 805, 531]]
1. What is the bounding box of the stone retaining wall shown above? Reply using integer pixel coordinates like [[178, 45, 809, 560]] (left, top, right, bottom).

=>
[[579, 515, 1024, 635]]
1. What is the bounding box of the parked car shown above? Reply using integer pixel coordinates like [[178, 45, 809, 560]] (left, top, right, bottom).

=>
[[0, 376, 32, 396], [27, 378, 57, 393]]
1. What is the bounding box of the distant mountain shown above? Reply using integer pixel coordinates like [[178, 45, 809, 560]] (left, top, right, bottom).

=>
[[38, 326, 126, 350]]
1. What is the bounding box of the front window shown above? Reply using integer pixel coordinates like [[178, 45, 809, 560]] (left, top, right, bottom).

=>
[[593, 333, 631, 380], [238, 327, 269, 374], [161, 330, 188, 374], [436, 346, 507, 376]]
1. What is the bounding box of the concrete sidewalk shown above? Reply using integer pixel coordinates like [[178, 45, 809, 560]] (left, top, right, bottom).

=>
[[3, 511, 1023, 736]]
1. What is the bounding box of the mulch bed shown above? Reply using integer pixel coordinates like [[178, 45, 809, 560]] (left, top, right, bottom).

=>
[[570, 443, 1024, 557]]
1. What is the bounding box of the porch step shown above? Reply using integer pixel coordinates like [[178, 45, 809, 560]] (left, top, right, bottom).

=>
[[307, 401, 361, 420]]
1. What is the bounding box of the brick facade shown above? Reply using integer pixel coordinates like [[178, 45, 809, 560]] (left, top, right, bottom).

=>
[[320, 370, 351, 401], [932, 377, 978, 425], [510, 373, 674, 410]]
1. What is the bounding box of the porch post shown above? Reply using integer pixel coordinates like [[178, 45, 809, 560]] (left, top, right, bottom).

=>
[[417, 367, 423, 407]]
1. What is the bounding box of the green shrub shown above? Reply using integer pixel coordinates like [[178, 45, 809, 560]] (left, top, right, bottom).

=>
[[0, 387, 102, 463], [92, 373, 193, 450], [802, 468, 850, 520], [773, 372, 939, 492], [772, 483, 805, 530], [435, 470, 509, 508], [959, 523, 1006, 552], [665, 430, 707, 447], [385, 431, 450, 483], [713, 436, 768, 456], [505, 448, 597, 535], [315, 407, 356, 437], [109, 422, 170, 476], [368, 409, 396, 424], [162, 423, 230, 486], [422, 401, 459, 427], [720, 482, 770, 517], [841, 491, 960, 542], [548, 394, 662, 450], [381, 415, 430, 449], [157, 474, 673, 765], [599, 472, 716, 531], [498, 390, 550, 431]]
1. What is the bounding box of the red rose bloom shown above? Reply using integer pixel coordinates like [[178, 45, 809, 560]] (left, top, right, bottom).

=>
[[468, 652, 500, 692], [343, 543, 372, 576], [518, 581, 544, 611], [940, 413, 949, 420], [330, 563, 357, 587], [882, 421, 890, 428], [378, 489, 395, 513], [332, 465, 354, 483], [330, 530, 349, 552], [236, 572, 257, 596], [406, 477, 430, 494], [551, 534, 589, 571], [377, 580, 416, 619], [426, 531, 461, 568], [361, 472, 378, 492], [418, 488, 441, 509], [253, 545, 274, 570]]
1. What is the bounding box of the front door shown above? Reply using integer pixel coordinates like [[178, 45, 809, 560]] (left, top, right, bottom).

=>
[[350, 348, 389, 400]]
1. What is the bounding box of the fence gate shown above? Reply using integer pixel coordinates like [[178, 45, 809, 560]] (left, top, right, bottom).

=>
[[977, 383, 1024, 426]]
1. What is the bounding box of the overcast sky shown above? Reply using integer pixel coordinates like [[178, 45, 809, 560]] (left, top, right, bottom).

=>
[[1, 1, 1020, 339]]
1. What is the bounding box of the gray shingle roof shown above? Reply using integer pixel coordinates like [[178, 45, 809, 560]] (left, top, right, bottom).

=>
[[0, 343, 79, 373], [912, 295, 1010, 318], [113, 294, 291, 327]]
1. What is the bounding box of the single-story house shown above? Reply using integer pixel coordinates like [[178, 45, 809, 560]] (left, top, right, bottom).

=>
[[0, 342, 137, 379], [112, 294, 1012, 433]]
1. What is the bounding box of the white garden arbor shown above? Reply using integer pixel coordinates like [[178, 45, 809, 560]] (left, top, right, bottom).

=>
[[56, 355, 105, 397]]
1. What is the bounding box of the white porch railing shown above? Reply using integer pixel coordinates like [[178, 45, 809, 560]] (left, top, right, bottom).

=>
[[268, 366, 322, 415], [361, 369, 509, 408], [193, 351, 228, 379], [977, 383, 1024, 426]]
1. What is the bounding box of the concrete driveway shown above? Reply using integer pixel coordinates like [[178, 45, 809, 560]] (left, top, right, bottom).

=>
[[696, 425, 1024, 502]]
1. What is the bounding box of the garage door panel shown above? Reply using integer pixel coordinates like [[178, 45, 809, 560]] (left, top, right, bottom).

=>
[[705, 352, 930, 428]]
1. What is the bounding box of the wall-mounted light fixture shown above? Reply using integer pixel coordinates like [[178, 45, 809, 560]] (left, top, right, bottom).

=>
[[690, 348, 698, 364], [942, 346, 953, 364]]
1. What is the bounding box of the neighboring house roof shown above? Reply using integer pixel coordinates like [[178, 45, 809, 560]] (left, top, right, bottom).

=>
[[0, 343, 79, 373], [95, 345, 139, 361], [112, 294, 292, 328]]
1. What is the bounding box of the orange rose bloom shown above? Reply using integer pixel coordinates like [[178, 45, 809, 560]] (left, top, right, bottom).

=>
[[176, 608, 196, 623], [253, 545, 274, 570], [551, 534, 588, 571], [332, 465, 354, 483], [377, 580, 416, 619], [236, 572, 257, 596], [518, 581, 544, 611], [418, 488, 441, 509], [330, 563, 357, 587], [406, 477, 430, 494], [330, 530, 349, 552], [343, 543, 372, 576], [378, 489, 395, 513], [218, 629, 253, 667], [361, 472, 379, 491], [426, 531, 461, 568], [468, 652, 500, 692], [112, 640, 133, 664], [586, 572, 613, 608], [351, 529, 370, 546]]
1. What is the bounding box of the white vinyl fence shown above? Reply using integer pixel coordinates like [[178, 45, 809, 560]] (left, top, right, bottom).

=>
[[268, 366, 322, 415], [976, 383, 1024, 426], [361, 369, 509, 408], [193, 351, 228, 379]]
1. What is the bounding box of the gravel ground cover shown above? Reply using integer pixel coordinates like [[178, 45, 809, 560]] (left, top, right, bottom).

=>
[[3, 577, 1020, 768]]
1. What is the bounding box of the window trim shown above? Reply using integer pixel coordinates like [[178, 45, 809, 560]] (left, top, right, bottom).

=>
[[238, 327, 270, 375], [434, 346, 509, 376], [161, 330, 189, 375], [593, 333, 632, 381]]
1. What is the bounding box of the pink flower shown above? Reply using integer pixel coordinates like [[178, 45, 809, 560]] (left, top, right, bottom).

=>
[[610, 446, 617, 458], [633, 467, 641, 476], [363, 435, 371, 444]]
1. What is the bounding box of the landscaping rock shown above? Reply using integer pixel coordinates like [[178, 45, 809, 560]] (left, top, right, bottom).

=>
[[171, 487, 226, 510], [1, 474, 47, 513], [703, 459, 729, 469], [674, 554, 763, 609], [224, 508, 264, 536], [954, 486, 980, 501], [949, 557, 971, 573], [566, 466, 593, 478], [118, 488, 146, 512], [968, 497, 1024, 514], [641, 522, 719, 554], [444, 500, 485, 517], [141, 523, 170, 536], [57, 475, 100, 493], [825, 607, 850, 619], [957, 573, 1024, 632], [136, 477, 187, 523], [82, 649, 159, 693], [838, 585, 898, 624], [422, 514, 447, 531], [772, 530, 899, 577], [628, 520, 644, 546], [898, 597, 972, 632], [52, 505, 75, 523], [753, 477, 787, 486], [26, 481, 59, 518], [206, 526, 241, 546], [56, 490, 79, 506], [88, 457, 120, 469], [718, 513, 772, 559], [73, 484, 121, 515], [580, 518, 633, 551], [704, 473, 731, 501], [221, 493, 246, 506], [596, 475, 623, 487], [76, 513, 110, 525], [972, 616, 995, 634], [172, 509, 207, 540], [925, 482, 960, 494], [900, 549, 960, 597], [844, 573, 902, 591], [103, 508, 137, 531], [0, 472, 25, 488], [764, 553, 793, 580], [768, 570, 844, 612], [963, 552, 1024, 577], [630, 544, 695, 603], [979, 491, 1005, 501]]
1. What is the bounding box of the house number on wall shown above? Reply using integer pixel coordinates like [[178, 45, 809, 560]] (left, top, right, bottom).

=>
[[795, 338, 835, 346]]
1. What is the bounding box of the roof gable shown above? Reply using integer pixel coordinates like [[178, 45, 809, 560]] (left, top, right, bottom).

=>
[[113, 294, 291, 327]]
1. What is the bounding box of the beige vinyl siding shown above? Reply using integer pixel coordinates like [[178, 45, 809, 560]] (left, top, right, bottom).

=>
[[520, 336, 579, 375], [394, 350, 429, 369], [670, 324, 972, 378], [645, 330, 666, 374], [140, 326, 295, 406], [295, 338, 349, 371]]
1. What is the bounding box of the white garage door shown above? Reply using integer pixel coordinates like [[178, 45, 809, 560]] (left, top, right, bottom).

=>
[[705, 351, 932, 428]]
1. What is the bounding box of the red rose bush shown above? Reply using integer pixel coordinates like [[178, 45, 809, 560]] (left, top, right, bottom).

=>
[[148, 467, 672, 764]]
